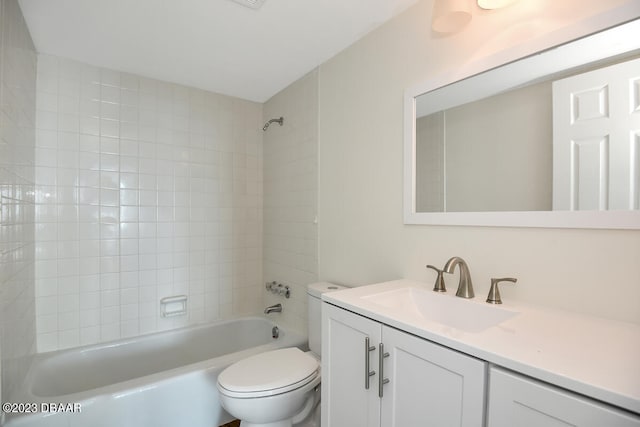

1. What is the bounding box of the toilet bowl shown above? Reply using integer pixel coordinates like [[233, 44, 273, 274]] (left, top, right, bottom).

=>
[[217, 348, 320, 427], [216, 282, 345, 427]]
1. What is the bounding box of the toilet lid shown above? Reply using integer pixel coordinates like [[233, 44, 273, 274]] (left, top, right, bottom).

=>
[[218, 347, 319, 397]]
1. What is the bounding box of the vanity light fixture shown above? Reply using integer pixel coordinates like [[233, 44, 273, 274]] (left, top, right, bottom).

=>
[[477, 0, 519, 10], [431, 0, 472, 33]]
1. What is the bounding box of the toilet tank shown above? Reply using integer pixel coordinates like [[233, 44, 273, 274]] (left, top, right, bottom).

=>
[[307, 282, 346, 356]]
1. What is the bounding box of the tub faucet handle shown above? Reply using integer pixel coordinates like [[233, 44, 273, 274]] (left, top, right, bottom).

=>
[[486, 277, 517, 304], [426, 265, 446, 292]]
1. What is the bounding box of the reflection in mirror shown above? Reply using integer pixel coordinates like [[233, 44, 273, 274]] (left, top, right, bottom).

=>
[[404, 18, 640, 228], [416, 53, 640, 213], [416, 80, 553, 212]]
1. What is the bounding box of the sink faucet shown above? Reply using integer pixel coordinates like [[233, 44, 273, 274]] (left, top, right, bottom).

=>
[[443, 257, 474, 298], [264, 303, 282, 314]]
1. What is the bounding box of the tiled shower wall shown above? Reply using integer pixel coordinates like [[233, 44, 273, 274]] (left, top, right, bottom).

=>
[[34, 54, 264, 352], [0, 0, 37, 401], [263, 70, 319, 335]]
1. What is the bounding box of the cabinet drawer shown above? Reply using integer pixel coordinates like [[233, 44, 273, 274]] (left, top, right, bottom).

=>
[[488, 367, 640, 427]]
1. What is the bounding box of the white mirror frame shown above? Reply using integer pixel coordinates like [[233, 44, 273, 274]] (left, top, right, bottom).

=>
[[404, 14, 640, 229]]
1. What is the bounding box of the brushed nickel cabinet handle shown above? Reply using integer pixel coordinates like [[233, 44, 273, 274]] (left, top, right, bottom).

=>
[[378, 342, 390, 398], [364, 337, 376, 390]]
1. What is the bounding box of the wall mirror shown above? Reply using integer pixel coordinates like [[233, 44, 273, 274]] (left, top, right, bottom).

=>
[[404, 18, 640, 228]]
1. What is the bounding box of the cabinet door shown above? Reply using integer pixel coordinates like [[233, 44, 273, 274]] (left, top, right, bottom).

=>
[[488, 367, 640, 427], [322, 304, 382, 427], [380, 326, 486, 427]]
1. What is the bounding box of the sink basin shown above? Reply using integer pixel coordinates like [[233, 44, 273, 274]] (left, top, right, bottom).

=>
[[362, 287, 518, 333]]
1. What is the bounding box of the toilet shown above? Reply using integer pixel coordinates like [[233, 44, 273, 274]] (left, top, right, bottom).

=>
[[217, 282, 344, 427]]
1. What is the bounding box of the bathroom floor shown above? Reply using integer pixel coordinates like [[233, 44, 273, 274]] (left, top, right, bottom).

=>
[[219, 420, 240, 427]]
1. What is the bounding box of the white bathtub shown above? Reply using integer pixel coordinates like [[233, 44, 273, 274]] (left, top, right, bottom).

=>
[[4, 317, 305, 427]]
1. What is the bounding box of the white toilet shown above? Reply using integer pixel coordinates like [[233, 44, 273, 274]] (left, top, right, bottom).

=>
[[217, 282, 344, 427]]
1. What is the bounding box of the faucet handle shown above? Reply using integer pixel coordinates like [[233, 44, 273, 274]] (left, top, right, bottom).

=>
[[486, 277, 517, 304], [426, 265, 446, 293]]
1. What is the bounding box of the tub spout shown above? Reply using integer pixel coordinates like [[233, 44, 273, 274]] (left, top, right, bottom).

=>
[[264, 303, 282, 314]]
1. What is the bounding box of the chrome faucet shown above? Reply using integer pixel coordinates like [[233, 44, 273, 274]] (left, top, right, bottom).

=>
[[264, 303, 282, 314], [443, 257, 474, 298]]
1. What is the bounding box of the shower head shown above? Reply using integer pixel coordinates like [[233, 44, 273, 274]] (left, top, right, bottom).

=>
[[262, 117, 284, 131]]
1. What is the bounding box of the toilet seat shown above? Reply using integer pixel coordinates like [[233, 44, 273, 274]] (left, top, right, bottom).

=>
[[218, 347, 319, 398]]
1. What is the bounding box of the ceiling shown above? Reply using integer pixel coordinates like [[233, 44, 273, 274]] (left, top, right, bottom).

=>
[[18, 0, 419, 102]]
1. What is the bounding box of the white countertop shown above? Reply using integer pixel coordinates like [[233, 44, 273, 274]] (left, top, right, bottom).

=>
[[322, 279, 640, 414]]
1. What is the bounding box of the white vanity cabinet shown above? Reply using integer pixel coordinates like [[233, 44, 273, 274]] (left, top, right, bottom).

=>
[[321, 303, 486, 427], [487, 367, 640, 427]]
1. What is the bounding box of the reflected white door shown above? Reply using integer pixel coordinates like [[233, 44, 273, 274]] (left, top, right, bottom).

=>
[[552, 56, 640, 210]]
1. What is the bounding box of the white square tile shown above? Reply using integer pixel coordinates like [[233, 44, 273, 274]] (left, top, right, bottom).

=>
[[101, 289, 119, 307], [58, 329, 80, 349], [121, 304, 139, 321], [58, 307, 80, 328], [120, 222, 139, 239], [79, 170, 99, 187], [100, 136, 119, 154], [57, 241, 80, 260], [100, 239, 119, 256], [139, 271, 157, 287], [36, 129, 58, 149], [100, 223, 119, 239], [37, 91, 58, 112], [100, 119, 119, 138], [120, 189, 139, 205], [80, 326, 100, 345], [120, 206, 138, 222], [100, 322, 121, 342], [120, 88, 138, 106], [100, 273, 120, 290], [139, 316, 157, 334], [37, 332, 58, 353], [78, 256, 100, 276], [120, 287, 139, 304], [100, 153, 119, 171], [139, 238, 157, 254], [119, 172, 138, 190], [79, 151, 100, 170], [140, 207, 157, 221], [120, 255, 138, 272], [158, 206, 174, 222], [120, 156, 139, 173], [119, 139, 138, 156], [80, 116, 100, 135], [101, 85, 120, 103], [100, 189, 120, 206], [80, 84, 101, 103], [139, 222, 157, 238], [37, 110, 58, 131], [37, 314, 59, 334], [79, 292, 100, 311], [139, 254, 157, 271], [100, 171, 119, 189], [100, 256, 120, 273], [80, 308, 100, 327], [100, 101, 119, 121], [101, 69, 121, 87], [121, 321, 140, 338], [78, 223, 100, 240], [79, 187, 99, 205], [120, 271, 139, 287], [80, 274, 101, 292]]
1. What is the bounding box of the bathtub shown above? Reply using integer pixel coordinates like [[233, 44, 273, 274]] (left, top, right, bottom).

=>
[[4, 317, 305, 427]]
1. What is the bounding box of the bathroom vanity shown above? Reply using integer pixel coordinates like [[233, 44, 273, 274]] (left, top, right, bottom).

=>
[[321, 280, 640, 426]]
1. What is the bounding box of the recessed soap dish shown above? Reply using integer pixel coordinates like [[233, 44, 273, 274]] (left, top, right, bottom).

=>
[[160, 295, 187, 317]]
